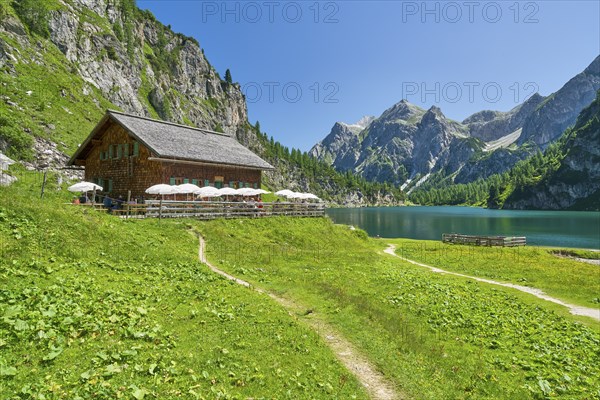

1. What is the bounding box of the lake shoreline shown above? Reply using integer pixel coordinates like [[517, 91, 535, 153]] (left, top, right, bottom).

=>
[[326, 206, 600, 250]]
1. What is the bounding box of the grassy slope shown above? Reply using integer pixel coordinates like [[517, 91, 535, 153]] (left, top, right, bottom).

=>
[[198, 218, 600, 400], [387, 238, 600, 308], [0, 170, 368, 399], [0, 21, 116, 160]]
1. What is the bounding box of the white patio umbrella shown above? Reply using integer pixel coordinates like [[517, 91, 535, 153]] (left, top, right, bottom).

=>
[[253, 189, 271, 195], [145, 184, 178, 216], [195, 186, 221, 198], [68, 181, 103, 192], [0, 153, 15, 171], [177, 183, 202, 200], [237, 188, 258, 196], [145, 184, 175, 195], [275, 189, 295, 197], [68, 181, 102, 204], [286, 192, 306, 199], [218, 187, 239, 196], [302, 193, 321, 200], [177, 183, 202, 194], [218, 187, 239, 201]]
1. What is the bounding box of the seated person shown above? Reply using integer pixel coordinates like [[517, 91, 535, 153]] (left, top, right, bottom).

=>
[[103, 196, 112, 209], [112, 195, 124, 210]]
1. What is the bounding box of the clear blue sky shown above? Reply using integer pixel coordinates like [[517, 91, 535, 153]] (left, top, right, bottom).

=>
[[138, 0, 600, 151]]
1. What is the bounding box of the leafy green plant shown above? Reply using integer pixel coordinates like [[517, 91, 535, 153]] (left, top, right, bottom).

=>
[[199, 217, 600, 399], [0, 170, 368, 399]]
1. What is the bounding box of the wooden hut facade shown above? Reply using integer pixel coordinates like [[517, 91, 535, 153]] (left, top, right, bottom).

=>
[[68, 110, 273, 199]]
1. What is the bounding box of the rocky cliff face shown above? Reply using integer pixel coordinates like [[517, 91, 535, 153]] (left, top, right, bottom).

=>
[[309, 119, 368, 167], [0, 0, 260, 162], [518, 56, 600, 147], [503, 92, 600, 210], [311, 56, 600, 191], [45, 0, 248, 137], [465, 93, 545, 142], [310, 100, 479, 188]]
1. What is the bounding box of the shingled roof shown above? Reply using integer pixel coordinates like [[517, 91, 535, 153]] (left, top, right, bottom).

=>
[[69, 110, 273, 170]]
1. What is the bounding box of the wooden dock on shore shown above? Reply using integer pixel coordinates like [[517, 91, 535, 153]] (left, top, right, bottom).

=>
[[442, 233, 526, 247]]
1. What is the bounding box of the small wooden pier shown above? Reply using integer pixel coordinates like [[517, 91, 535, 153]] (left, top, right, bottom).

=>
[[442, 233, 526, 247]]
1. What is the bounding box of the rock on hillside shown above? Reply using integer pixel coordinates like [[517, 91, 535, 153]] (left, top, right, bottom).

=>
[[47, 0, 247, 136]]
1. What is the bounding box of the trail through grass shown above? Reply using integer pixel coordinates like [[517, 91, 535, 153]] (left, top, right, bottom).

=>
[[384, 244, 600, 321], [0, 172, 369, 399], [197, 235, 402, 400], [387, 238, 600, 309], [199, 217, 600, 400]]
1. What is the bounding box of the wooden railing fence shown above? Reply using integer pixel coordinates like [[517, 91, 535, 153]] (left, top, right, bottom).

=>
[[109, 200, 325, 220]]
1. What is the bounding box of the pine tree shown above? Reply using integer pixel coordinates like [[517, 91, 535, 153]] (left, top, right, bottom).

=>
[[225, 69, 233, 84]]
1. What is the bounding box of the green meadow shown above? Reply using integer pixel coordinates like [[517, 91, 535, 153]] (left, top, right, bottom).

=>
[[198, 219, 600, 400], [387, 238, 600, 309], [1, 169, 599, 399], [0, 171, 368, 399]]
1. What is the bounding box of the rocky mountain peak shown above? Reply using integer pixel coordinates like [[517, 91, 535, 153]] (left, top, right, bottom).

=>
[[420, 105, 445, 125], [379, 100, 424, 124], [526, 92, 544, 103], [331, 121, 361, 136], [351, 115, 376, 129], [462, 110, 504, 125], [39, 0, 248, 137], [584, 55, 600, 75], [518, 56, 600, 147]]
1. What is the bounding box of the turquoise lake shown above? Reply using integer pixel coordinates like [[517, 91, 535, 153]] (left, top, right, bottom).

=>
[[326, 206, 600, 249]]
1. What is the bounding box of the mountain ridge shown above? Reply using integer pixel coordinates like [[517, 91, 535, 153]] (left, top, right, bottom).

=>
[[408, 90, 600, 210], [310, 55, 600, 193]]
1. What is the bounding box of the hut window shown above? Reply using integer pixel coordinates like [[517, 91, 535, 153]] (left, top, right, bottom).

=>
[[107, 179, 113, 193], [99, 151, 103, 161], [184, 178, 189, 184], [116, 145, 122, 159], [133, 142, 139, 157], [229, 181, 235, 188], [123, 144, 129, 157], [169, 177, 176, 185], [204, 179, 210, 187], [253, 183, 258, 189], [192, 179, 198, 186], [108, 145, 113, 159], [215, 181, 223, 189]]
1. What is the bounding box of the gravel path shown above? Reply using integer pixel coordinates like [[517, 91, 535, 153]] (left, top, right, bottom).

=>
[[384, 244, 600, 321], [198, 236, 403, 400]]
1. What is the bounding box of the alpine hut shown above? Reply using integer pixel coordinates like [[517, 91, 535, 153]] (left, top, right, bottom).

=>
[[68, 110, 273, 199]]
